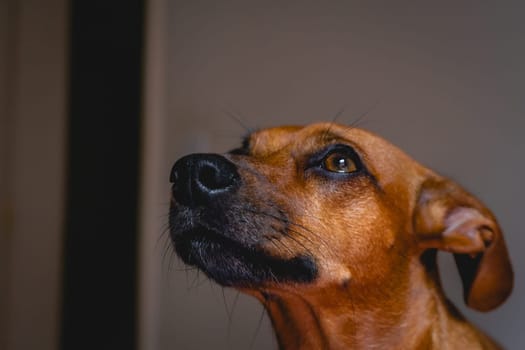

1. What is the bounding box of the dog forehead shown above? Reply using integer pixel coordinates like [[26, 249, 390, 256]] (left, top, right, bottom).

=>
[[251, 122, 429, 189], [250, 125, 303, 154]]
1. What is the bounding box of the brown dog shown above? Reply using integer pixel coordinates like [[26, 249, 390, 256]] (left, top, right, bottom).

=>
[[169, 122, 513, 349]]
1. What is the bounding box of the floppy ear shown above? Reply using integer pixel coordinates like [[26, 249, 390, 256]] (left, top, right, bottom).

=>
[[414, 178, 513, 312]]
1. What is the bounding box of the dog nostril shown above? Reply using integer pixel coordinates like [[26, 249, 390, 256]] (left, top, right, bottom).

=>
[[198, 165, 228, 190], [197, 163, 234, 192]]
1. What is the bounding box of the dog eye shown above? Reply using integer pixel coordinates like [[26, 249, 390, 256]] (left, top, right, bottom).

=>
[[322, 153, 357, 173]]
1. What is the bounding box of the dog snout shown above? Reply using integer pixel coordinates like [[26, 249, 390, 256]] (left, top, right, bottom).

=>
[[170, 153, 240, 207]]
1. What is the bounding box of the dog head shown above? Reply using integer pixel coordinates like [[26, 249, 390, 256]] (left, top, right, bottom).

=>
[[169, 123, 513, 311]]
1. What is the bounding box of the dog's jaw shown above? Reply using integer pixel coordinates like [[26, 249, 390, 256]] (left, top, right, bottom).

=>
[[169, 182, 319, 288], [170, 220, 318, 287]]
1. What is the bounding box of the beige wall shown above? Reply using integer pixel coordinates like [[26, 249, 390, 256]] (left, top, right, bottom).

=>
[[0, 1, 68, 350], [141, 1, 525, 349]]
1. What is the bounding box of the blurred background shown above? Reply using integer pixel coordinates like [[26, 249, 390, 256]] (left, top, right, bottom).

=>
[[1, 0, 524, 349]]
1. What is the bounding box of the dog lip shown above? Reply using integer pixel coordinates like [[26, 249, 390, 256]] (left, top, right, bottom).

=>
[[171, 224, 319, 287], [175, 225, 233, 244], [171, 223, 254, 259]]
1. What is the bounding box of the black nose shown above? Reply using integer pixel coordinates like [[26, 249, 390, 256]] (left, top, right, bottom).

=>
[[170, 153, 240, 207]]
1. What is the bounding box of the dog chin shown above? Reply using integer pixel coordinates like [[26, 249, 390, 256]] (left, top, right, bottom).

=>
[[172, 226, 318, 288]]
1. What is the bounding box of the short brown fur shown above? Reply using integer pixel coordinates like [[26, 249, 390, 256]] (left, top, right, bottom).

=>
[[175, 122, 513, 349]]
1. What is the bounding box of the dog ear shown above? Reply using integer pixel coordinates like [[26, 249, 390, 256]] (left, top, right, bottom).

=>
[[413, 178, 513, 312]]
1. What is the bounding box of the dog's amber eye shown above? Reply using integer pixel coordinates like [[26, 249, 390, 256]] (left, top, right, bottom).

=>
[[323, 153, 357, 173]]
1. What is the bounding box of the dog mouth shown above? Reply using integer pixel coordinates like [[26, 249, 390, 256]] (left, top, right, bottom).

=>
[[171, 223, 318, 288], [168, 152, 318, 288]]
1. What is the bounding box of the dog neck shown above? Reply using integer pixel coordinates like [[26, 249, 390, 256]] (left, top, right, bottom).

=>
[[254, 253, 490, 349]]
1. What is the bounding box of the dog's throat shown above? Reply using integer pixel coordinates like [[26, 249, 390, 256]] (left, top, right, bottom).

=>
[[173, 228, 318, 287]]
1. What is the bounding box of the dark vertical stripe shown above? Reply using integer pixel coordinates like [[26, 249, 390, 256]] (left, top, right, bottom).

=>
[[61, 1, 144, 349]]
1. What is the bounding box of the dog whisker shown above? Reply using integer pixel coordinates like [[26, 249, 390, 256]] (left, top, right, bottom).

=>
[[161, 235, 177, 272], [173, 266, 197, 273], [285, 221, 331, 249], [340, 100, 382, 134], [157, 219, 173, 248], [245, 207, 327, 247], [223, 106, 254, 135], [226, 290, 241, 341], [189, 270, 211, 290], [196, 275, 212, 288], [249, 303, 267, 350], [188, 270, 200, 290], [321, 105, 347, 142], [264, 235, 297, 258], [277, 228, 318, 257], [221, 288, 234, 324]]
